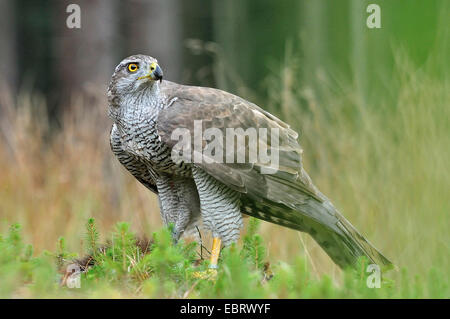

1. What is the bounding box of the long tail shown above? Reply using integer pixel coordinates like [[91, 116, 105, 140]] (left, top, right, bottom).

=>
[[242, 196, 394, 270], [302, 200, 394, 270]]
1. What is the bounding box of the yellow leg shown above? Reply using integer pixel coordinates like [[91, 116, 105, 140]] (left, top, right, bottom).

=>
[[209, 237, 222, 269], [193, 237, 221, 280]]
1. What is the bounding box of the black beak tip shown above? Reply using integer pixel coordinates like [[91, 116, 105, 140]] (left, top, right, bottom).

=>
[[154, 65, 163, 83]]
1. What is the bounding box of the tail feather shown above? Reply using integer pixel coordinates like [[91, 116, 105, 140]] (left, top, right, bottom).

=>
[[333, 210, 393, 269], [241, 196, 394, 270], [307, 206, 394, 270]]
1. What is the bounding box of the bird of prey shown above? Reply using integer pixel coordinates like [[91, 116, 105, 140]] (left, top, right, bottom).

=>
[[107, 54, 392, 271]]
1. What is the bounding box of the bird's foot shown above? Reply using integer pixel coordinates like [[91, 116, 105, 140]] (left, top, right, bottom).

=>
[[192, 237, 221, 281], [192, 267, 218, 281]]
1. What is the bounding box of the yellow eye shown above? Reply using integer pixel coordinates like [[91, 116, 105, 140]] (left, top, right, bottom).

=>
[[128, 63, 138, 72]]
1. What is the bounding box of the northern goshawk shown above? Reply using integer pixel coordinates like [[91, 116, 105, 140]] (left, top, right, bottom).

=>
[[107, 54, 392, 270]]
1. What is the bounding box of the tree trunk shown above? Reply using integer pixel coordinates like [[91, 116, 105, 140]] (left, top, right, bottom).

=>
[[0, 0, 17, 97], [122, 0, 183, 83], [53, 0, 119, 111]]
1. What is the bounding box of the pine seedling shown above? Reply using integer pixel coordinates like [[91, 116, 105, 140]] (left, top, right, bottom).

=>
[[85, 218, 99, 257], [241, 218, 266, 270], [145, 227, 185, 277], [56, 237, 72, 269], [213, 243, 264, 298], [6, 224, 23, 258], [112, 222, 136, 272]]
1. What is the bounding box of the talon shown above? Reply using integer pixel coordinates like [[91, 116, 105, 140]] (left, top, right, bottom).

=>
[[193, 268, 218, 280], [192, 237, 222, 281]]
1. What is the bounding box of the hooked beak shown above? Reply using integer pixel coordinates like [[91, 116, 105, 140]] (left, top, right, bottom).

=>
[[138, 62, 163, 83], [151, 64, 163, 82]]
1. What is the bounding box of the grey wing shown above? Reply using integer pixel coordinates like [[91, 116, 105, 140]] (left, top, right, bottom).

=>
[[110, 124, 158, 194]]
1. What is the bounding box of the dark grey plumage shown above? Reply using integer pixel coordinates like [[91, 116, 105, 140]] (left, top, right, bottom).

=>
[[108, 54, 393, 269]]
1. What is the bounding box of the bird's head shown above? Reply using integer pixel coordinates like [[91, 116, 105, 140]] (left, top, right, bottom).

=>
[[108, 54, 163, 99]]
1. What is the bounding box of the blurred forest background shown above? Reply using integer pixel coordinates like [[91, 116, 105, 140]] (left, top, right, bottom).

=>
[[0, 0, 448, 116], [0, 0, 449, 290]]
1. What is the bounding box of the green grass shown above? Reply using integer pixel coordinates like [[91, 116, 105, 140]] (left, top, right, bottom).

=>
[[0, 218, 448, 298]]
